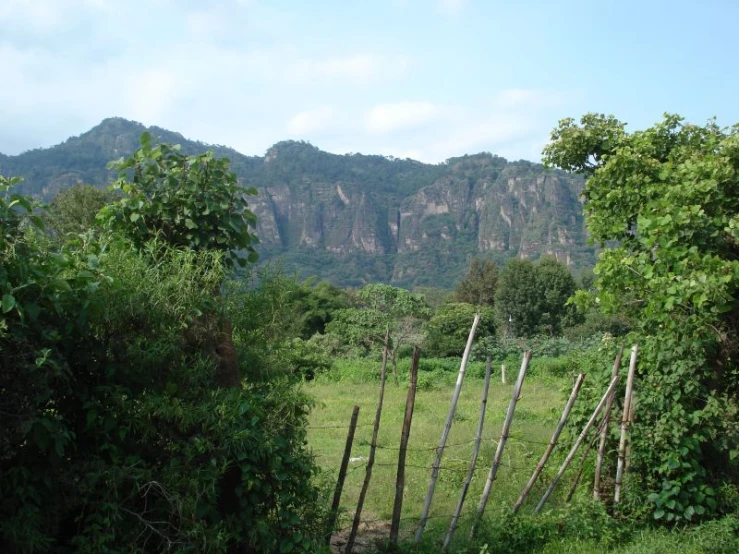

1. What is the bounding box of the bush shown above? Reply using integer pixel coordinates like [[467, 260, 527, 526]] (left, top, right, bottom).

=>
[[1, 177, 323, 552]]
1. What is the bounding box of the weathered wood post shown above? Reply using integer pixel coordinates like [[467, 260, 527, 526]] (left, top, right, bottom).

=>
[[470, 350, 531, 538], [501, 364, 507, 384], [533, 375, 619, 514], [345, 328, 390, 554], [325, 405, 360, 545], [389, 347, 421, 546], [512, 373, 586, 513], [593, 346, 624, 500], [614, 345, 638, 506], [414, 313, 481, 544], [443, 356, 493, 552], [566, 416, 608, 503]]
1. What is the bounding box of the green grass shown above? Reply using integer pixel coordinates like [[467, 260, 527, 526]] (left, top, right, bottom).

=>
[[304, 358, 739, 553], [305, 362, 570, 544]]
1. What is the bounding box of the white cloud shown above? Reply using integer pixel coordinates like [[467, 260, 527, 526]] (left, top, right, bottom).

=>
[[437, 0, 466, 16], [366, 102, 443, 133], [291, 54, 409, 85], [288, 106, 338, 135]]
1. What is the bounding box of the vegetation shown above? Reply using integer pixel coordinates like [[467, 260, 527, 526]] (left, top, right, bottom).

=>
[[494, 256, 581, 338], [1, 117, 594, 288], [0, 136, 323, 552], [544, 113, 739, 521], [452, 257, 498, 306], [3, 110, 738, 553], [327, 284, 432, 383]]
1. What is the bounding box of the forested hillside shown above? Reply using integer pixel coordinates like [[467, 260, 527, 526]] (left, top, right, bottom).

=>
[[0, 118, 594, 287]]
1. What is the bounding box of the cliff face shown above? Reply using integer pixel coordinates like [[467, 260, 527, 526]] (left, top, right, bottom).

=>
[[0, 118, 592, 288]]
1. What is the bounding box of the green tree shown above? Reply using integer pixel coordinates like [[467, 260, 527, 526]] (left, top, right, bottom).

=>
[[453, 257, 498, 306], [537, 255, 581, 335], [544, 113, 739, 521], [424, 302, 495, 357], [494, 258, 541, 337], [99, 131, 259, 268], [291, 279, 350, 339], [46, 183, 114, 237], [327, 284, 432, 383]]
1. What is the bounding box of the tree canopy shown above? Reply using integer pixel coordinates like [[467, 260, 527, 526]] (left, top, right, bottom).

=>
[[544, 113, 739, 521], [453, 257, 498, 306]]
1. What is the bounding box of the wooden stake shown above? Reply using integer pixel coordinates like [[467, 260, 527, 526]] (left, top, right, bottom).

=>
[[442, 356, 493, 552], [625, 394, 636, 472], [415, 313, 481, 544], [389, 347, 421, 546], [501, 364, 507, 384], [593, 346, 624, 500], [533, 375, 619, 514], [345, 329, 390, 554], [325, 405, 360, 545], [614, 345, 638, 506], [470, 350, 531, 538], [566, 416, 607, 503], [512, 373, 586, 513]]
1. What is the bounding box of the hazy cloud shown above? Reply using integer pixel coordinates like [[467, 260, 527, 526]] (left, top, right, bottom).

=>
[[288, 106, 339, 135], [437, 0, 466, 16], [366, 102, 443, 133]]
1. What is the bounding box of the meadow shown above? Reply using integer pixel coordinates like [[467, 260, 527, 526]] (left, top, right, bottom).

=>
[[304, 357, 739, 554]]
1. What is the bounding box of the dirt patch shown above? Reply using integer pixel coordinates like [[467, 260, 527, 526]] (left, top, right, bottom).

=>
[[330, 520, 391, 554]]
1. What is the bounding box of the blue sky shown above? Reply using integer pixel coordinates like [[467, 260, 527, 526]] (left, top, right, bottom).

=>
[[1, 0, 737, 162]]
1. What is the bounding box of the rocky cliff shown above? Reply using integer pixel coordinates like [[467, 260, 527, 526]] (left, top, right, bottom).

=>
[[0, 118, 593, 287]]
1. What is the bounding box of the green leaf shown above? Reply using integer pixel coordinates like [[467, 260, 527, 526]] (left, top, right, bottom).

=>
[[2, 294, 15, 313]]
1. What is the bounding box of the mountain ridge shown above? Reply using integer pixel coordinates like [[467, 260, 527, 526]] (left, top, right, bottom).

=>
[[0, 117, 594, 287]]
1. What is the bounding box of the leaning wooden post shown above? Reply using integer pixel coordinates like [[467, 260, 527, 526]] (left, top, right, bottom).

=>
[[593, 345, 624, 500], [512, 373, 586, 513], [566, 416, 608, 503], [533, 375, 619, 514], [325, 405, 360, 545], [470, 350, 531, 538], [414, 313, 481, 544], [442, 356, 493, 552], [624, 394, 636, 472], [614, 345, 638, 507], [389, 347, 421, 546], [345, 328, 390, 554]]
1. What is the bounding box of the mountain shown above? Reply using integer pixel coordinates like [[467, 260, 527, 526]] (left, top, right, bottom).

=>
[[0, 118, 594, 288]]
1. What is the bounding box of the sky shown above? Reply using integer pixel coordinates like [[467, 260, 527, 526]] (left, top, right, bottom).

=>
[[1, 0, 738, 163]]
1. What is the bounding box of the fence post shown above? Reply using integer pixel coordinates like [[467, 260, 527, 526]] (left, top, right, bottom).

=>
[[325, 405, 360, 545], [415, 313, 481, 544], [593, 346, 624, 500], [512, 373, 586, 513], [566, 416, 608, 503], [389, 346, 421, 546], [534, 375, 619, 514], [614, 345, 638, 506], [443, 356, 493, 552], [501, 364, 507, 384], [345, 329, 390, 554], [470, 350, 531, 538]]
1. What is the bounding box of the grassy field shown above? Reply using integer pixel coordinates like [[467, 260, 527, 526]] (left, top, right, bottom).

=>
[[305, 364, 573, 545], [304, 359, 739, 554]]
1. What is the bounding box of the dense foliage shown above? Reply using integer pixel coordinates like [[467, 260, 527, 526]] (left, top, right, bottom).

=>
[[0, 135, 324, 552], [494, 256, 580, 337], [452, 257, 498, 306], [544, 113, 739, 521], [100, 132, 259, 268], [423, 302, 495, 357]]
